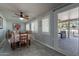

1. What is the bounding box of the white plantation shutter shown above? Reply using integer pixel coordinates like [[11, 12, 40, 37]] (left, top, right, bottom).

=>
[[42, 16, 49, 32], [34, 20, 38, 32], [26, 24, 30, 31], [31, 22, 35, 32], [31, 20, 38, 32]]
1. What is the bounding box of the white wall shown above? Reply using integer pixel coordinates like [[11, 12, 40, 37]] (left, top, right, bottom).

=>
[[0, 14, 26, 43], [0, 14, 6, 42], [30, 11, 54, 47], [6, 21, 26, 32]]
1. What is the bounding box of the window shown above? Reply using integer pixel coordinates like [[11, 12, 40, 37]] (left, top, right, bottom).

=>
[[70, 21, 79, 38], [58, 22, 69, 38], [31, 22, 35, 32], [34, 20, 38, 32], [58, 7, 79, 39], [26, 23, 30, 31], [70, 7, 78, 19], [31, 20, 38, 32], [58, 10, 69, 21], [42, 16, 49, 32], [69, 7, 79, 38]]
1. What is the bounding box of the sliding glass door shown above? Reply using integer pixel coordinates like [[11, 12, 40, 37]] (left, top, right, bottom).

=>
[[58, 10, 69, 38], [58, 7, 79, 39], [56, 6, 79, 55], [70, 20, 79, 38]]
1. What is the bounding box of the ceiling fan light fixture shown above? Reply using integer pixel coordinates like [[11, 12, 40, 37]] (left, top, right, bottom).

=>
[[19, 17, 24, 20]]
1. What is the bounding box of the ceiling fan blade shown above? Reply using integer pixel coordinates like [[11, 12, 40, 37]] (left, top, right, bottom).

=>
[[24, 17, 29, 20], [24, 16, 29, 19]]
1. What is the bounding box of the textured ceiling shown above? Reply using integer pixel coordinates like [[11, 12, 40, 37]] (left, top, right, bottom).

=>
[[0, 3, 68, 23]]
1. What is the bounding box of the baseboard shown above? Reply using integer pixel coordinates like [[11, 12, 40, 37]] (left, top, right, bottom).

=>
[[34, 39, 76, 56]]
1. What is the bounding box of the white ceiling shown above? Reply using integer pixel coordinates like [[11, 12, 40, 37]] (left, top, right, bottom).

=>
[[0, 3, 68, 23]]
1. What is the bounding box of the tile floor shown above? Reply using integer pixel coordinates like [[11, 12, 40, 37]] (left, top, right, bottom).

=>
[[0, 40, 64, 56]]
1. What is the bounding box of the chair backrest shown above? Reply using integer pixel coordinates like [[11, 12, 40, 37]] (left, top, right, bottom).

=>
[[27, 31, 32, 40], [6, 30, 12, 39], [19, 32, 28, 41]]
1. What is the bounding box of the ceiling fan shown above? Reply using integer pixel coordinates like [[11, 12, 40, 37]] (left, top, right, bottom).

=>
[[15, 11, 29, 21]]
